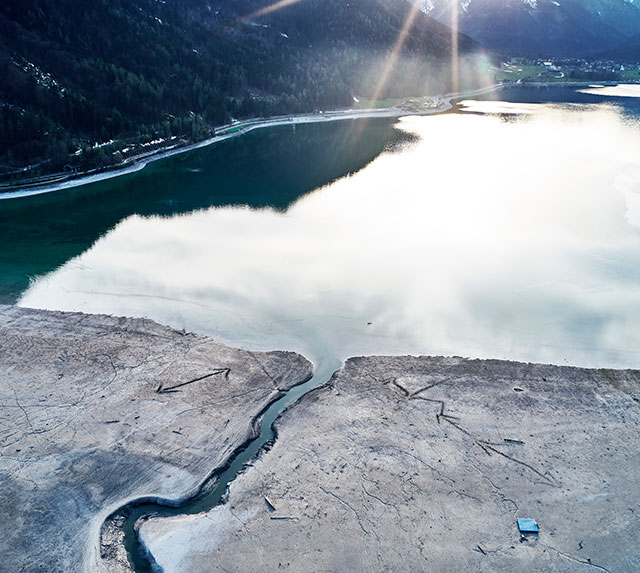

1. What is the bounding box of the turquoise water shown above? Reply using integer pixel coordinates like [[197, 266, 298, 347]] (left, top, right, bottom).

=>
[[0, 119, 407, 304]]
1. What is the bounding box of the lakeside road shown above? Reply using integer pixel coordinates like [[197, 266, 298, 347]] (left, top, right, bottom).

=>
[[0, 84, 503, 200], [0, 80, 622, 201]]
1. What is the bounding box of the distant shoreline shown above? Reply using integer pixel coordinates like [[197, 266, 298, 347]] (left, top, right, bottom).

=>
[[0, 100, 459, 201], [0, 81, 619, 201]]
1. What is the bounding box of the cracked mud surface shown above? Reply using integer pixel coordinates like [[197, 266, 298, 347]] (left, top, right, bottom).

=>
[[141, 355, 640, 572], [0, 305, 313, 572]]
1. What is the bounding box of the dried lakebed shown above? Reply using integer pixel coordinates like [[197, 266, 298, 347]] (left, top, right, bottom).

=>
[[0, 305, 313, 572], [2, 307, 640, 571], [142, 357, 640, 572]]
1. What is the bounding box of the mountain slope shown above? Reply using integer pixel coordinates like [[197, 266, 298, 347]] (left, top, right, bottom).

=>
[[601, 33, 640, 61], [0, 0, 483, 176], [415, 0, 640, 56]]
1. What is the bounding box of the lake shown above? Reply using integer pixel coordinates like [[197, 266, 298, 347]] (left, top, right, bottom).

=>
[[2, 84, 640, 371]]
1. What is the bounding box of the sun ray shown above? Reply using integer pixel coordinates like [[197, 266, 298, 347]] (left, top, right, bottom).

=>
[[242, 0, 303, 22], [368, 3, 422, 105], [450, 1, 459, 94]]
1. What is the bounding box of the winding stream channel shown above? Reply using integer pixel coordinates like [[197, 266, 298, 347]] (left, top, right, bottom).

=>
[[113, 358, 340, 571]]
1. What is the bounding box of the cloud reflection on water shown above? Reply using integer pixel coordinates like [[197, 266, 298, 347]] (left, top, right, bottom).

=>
[[20, 103, 640, 369], [579, 85, 640, 98]]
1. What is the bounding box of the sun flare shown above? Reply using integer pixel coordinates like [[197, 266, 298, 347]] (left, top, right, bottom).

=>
[[242, 0, 303, 22], [369, 3, 422, 104]]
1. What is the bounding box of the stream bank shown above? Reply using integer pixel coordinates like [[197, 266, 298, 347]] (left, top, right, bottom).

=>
[[108, 363, 339, 571]]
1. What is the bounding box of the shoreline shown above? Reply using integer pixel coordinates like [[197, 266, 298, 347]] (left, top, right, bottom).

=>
[[0, 105, 454, 201], [0, 83, 498, 200], [0, 80, 621, 201], [0, 103, 454, 201]]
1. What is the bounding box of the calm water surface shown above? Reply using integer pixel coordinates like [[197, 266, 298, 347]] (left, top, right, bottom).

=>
[[3, 85, 640, 369]]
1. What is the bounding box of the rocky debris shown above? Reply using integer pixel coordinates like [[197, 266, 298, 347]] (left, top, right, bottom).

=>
[[0, 305, 313, 572], [141, 355, 640, 572]]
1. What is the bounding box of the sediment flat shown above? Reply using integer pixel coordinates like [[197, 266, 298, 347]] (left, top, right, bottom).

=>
[[4, 306, 639, 572], [141, 355, 640, 572], [0, 305, 313, 572]]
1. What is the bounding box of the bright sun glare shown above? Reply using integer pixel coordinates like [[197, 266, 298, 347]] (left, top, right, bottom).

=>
[[242, 0, 304, 22]]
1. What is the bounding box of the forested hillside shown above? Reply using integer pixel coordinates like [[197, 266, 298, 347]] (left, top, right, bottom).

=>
[[0, 0, 482, 179], [602, 33, 640, 61]]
